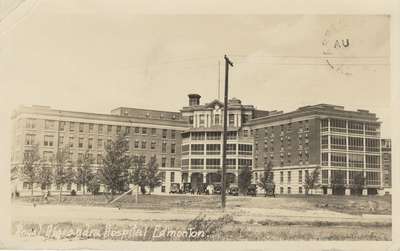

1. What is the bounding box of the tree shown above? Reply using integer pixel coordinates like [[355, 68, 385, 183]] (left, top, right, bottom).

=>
[[36, 158, 53, 192], [98, 133, 132, 199], [21, 144, 41, 198], [76, 150, 93, 195], [53, 146, 75, 202], [131, 156, 148, 194], [130, 155, 162, 195], [304, 167, 320, 196], [258, 161, 275, 197], [87, 173, 101, 197], [238, 165, 252, 195], [146, 155, 162, 194]]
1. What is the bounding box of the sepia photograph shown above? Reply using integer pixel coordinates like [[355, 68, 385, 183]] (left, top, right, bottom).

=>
[[0, 0, 398, 250]]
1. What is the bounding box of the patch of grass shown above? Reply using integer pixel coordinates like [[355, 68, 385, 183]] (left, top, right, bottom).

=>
[[256, 219, 391, 228], [304, 194, 392, 215], [12, 214, 391, 241], [186, 214, 235, 241], [226, 194, 392, 215], [14, 193, 392, 216], [220, 224, 391, 241]]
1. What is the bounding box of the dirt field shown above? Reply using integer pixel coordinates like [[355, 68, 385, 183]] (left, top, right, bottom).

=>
[[11, 194, 391, 241]]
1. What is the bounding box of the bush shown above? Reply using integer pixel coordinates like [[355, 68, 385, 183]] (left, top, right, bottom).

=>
[[70, 190, 76, 196], [186, 214, 234, 240]]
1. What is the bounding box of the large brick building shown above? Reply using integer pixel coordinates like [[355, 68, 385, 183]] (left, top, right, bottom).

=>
[[11, 94, 389, 196], [11, 105, 188, 195], [249, 104, 383, 195]]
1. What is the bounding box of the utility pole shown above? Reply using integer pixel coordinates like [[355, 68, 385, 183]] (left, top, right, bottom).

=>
[[221, 55, 233, 209]]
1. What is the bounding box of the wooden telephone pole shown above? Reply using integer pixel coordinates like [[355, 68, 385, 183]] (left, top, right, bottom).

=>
[[221, 55, 233, 209]]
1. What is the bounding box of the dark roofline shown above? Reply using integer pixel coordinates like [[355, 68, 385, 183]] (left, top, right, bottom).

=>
[[12, 106, 189, 127], [111, 106, 181, 115], [246, 104, 379, 126]]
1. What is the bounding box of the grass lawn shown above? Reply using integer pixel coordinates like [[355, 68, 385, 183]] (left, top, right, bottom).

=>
[[12, 219, 390, 241], [15, 193, 392, 215], [12, 194, 391, 241]]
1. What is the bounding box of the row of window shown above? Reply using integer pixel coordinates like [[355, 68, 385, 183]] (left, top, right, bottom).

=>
[[264, 121, 310, 132], [181, 144, 252, 156], [33, 150, 102, 164], [23, 182, 86, 191], [321, 152, 380, 168], [186, 131, 238, 140], [133, 140, 176, 153], [255, 138, 310, 151], [255, 157, 310, 168], [275, 169, 381, 186], [255, 122, 311, 138], [25, 119, 177, 138], [159, 171, 175, 183], [321, 119, 380, 136], [23, 170, 177, 191], [257, 135, 311, 146], [182, 158, 252, 169], [321, 170, 380, 185], [26, 134, 178, 153], [278, 170, 308, 184], [189, 113, 244, 127], [321, 136, 380, 152], [35, 150, 179, 168]]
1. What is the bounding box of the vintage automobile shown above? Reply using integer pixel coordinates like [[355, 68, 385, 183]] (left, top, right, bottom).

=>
[[183, 183, 192, 194], [264, 183, 276, 197], [213, 183, 222, 195], [169, 183, 182, 194], [228, 184, 239, 196], [247, 184, 257, 197], [196, 183, 208, 195]]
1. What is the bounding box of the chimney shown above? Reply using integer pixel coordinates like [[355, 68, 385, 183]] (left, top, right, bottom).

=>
[[188, 94, 201, 106]]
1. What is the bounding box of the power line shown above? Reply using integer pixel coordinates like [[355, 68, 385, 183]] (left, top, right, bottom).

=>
[[230, 54, 388, 59], [233, 63, 388, 66], [121, 54, 388, 71], [149, 56, 220, 65]]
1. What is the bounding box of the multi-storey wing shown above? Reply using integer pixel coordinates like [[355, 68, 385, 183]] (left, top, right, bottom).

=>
[[11, 95, 389, 196], [249, 104, 384, 195]]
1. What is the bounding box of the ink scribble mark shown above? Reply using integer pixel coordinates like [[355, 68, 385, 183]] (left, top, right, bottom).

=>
[[326, 60, 334, 69]]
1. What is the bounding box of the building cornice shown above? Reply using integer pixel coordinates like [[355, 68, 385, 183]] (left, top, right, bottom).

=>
[[12, 106, 190, 130], [246, 106, 379, 127]]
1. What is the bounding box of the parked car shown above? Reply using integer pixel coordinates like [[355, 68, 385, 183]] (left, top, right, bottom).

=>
[[228, 184, 239, 196], [169, 183, 182, 194], [247, 184, 257, 197], [264, 183, 276, 197], [213, 183, 222, 195], [183, 183, 192, 194], [196, 184, 208, 195]]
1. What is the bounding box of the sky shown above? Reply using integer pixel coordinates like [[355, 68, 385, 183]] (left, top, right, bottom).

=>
[[0, 2, 391, 151]]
